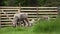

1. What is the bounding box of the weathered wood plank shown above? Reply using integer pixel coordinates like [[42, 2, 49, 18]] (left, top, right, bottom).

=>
[[21, 10, 57, 11]]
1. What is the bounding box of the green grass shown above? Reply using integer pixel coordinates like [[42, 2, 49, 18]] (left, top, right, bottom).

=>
[[32, 19, 60, 32], [0, 27, 59, 34], [0, 27, 60, 34], [0, 27, 37, 34], [0, 18, 60, 34]]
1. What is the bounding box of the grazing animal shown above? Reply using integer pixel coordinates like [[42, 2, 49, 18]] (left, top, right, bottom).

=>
[[13, 13, 29, 27]]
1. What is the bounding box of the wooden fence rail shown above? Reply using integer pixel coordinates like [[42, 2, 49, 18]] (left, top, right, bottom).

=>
[[0, 7, 58, 25]]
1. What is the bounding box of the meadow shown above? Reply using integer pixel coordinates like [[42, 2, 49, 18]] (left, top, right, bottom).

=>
[[0, 18, 60, 34]]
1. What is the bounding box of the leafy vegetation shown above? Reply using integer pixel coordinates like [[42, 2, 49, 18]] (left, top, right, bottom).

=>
[[0, 0, 60, 6]]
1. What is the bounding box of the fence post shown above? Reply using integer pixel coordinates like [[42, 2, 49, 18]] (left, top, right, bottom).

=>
[[0, 10, 1, 28], [18, 3, 21, 13], [36, 7, 39, 20], [58, 7, 60, 18]]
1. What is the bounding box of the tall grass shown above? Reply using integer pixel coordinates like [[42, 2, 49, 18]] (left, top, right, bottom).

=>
[[32, 18, 60, 33]]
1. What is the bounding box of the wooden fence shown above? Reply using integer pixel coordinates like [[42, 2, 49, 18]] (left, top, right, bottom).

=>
[[0, 7, 20, 25], [0, 7, 58, 25]]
